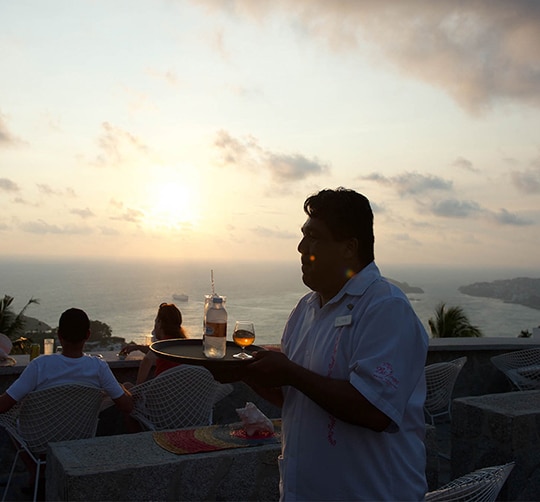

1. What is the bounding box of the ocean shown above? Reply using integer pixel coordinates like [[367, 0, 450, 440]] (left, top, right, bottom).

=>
[[1, 257, 539, 346]]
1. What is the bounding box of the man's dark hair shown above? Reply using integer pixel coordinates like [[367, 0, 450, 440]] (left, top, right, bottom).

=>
[[58, 308, 90, 343], [304, 187, 375, 263]]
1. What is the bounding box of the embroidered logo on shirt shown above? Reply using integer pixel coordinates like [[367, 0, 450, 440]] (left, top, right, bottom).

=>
[[372, 362, 399, 389], [326, 333, 341, 446]]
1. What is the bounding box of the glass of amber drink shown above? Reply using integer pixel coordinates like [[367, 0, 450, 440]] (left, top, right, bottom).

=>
[[232, 321, 255, 359]]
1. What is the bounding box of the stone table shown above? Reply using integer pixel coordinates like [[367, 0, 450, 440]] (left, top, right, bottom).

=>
[[452, 390, 540, 501]]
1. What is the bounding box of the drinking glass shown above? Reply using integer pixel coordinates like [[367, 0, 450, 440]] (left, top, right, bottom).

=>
[[43, 338, 54, 355], [232, 321, 255, 359]]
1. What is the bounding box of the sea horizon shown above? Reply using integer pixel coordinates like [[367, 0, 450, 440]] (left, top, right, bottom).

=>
[[1, 256, 539, 346]]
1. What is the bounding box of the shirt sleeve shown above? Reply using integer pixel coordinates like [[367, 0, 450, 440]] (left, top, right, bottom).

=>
[[5, 359, 40, 402], [348, 296, 428, 430], [97, 360, 125, 400]]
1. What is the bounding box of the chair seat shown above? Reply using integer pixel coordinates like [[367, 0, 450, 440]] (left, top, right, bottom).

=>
[[491, 348, 540, 391], [425, 462, 515, 501], [129, 364, 232, 431], [0, 384, 104, 501], [424, 357, 467, 425]]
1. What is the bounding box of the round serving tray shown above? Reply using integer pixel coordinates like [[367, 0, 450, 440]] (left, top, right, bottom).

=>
[[150, 339, 263, 368]]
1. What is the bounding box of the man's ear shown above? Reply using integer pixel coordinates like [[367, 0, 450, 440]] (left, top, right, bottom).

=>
[[343, 237, 359, 259], [85, 330, 91, 341]]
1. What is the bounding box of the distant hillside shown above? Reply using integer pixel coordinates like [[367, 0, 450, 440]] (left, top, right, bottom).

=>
[[459, 277, 540, 310], [22, 315, 52, 333], [388, 278, 424, 294]]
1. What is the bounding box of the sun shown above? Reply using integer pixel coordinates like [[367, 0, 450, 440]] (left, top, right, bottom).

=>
[[144, 181, 199, 229]]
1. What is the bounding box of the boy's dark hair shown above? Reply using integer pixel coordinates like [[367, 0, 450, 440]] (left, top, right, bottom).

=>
[[304, 187, 375, 263], [58, 308, 90, 343]]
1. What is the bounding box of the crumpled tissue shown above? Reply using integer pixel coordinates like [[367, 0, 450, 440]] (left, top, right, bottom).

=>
[[236, 401, 274, 437]]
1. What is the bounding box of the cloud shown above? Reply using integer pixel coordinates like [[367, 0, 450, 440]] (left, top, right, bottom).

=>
[[70, 208, 95, 219], [109, 198, 124, 209], [13, 197, 38, 206], [145, 68, 183, 87], [430, 198, 482, 218], [361, 171, 452, 196], [0, 112, 19, 146], [452, 156, 479, 173], [192, 1, 540, 113], [0, 178, 19, 192], [490, 208, 533, 226], [214, 129, 328, 182], [99, 226, 120, 235], [251, 226, 297, 239], [37, 184, 61, 196], [20, 220, 92, 234], [511, 166, 540, 194], [93, 122, 150, 167], [110, 208, 145, 223], [37, 183, 77, 198]]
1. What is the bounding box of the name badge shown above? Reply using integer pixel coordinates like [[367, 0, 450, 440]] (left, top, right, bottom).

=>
[[334, 315, 352, 327]]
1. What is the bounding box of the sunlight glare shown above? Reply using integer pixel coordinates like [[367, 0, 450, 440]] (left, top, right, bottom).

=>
[[144, 178, 199, 230]]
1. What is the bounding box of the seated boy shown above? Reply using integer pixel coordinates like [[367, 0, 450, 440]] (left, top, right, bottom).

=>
[[0, 307, 133, 413]]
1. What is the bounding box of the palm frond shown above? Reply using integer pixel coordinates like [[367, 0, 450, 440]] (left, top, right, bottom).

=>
[[0, 296, 40, 339], [428, 302, 483, 338]]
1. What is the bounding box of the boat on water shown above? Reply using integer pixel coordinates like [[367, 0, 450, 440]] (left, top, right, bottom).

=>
[[172, 293, 189, 302]]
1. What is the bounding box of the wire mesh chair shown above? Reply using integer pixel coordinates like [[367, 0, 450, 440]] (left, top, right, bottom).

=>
[[424, 356, 467, 425], [491, 348, 540, 390], [129, 364, 232, 431], [0, 384, 104, 502], [425, 462, 515, 501]]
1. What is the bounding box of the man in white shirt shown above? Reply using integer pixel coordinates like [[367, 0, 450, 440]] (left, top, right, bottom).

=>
[[0, 308, 133, 414], [245, 188, 428, 501]]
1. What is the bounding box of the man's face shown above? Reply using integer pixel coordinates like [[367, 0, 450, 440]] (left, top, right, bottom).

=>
[[297, 217, 352, 298]]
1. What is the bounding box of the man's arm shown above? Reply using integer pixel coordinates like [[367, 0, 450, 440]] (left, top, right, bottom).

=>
[[113, 385, 134, 413], [244, 350, 391, 432], [120, 343, 150, 356], [0, 392, 17, 414], [244, 381, 284, 408]]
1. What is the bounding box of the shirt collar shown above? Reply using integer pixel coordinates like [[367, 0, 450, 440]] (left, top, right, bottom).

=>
[[308, 261, 381, 307]]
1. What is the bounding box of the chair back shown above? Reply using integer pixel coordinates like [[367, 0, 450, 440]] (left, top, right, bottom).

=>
[[1, 384, 103, 454], [425, 462, 515, 501], [424, 356, 467, 424], [491, 348, 540, 390], [130, 365, 222, 430]]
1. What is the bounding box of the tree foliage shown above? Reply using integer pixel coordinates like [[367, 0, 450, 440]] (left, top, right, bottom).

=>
[[0, 295, 40, 339], [428, 302, 483, 338], [88, 320, 113, 341]]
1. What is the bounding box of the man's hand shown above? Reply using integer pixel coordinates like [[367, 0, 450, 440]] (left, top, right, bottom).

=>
[[0, 392, 17, 413], [243, 350, 293, 388]]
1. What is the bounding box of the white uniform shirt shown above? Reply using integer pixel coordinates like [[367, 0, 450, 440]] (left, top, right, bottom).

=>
[[7, 353, 125, 402], [280, 262, 428, 501]]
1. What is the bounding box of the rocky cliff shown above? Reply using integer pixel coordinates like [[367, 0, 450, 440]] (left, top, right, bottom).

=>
[[459, 277, 540, 310]]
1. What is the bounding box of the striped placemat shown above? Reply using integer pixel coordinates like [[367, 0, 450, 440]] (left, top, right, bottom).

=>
[[154, 419, 281, 455]]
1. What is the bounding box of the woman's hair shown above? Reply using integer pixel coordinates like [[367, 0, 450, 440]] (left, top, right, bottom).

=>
[[157, 303, 187, 339]]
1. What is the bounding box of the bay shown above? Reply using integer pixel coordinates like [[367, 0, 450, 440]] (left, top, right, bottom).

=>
[[1, 257, 539, 346]]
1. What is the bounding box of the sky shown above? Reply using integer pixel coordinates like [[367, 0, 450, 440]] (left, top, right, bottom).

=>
[[1, 0, 540, 269]]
